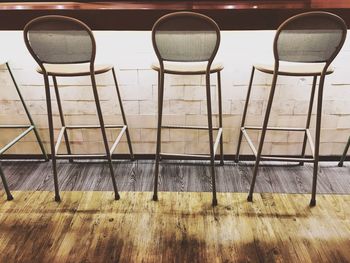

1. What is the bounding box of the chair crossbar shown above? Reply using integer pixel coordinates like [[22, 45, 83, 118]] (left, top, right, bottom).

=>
[[65, 124, 125, 129], [0, 126, 34, 155], [161, 125, 220, 130], [54, 125, 127, 157], [160, 129, 222, 160], [242, 127, 315, 162], [244, 126, 306, 132], [0, 124, 33, 129], [55, 154, 107, 159]]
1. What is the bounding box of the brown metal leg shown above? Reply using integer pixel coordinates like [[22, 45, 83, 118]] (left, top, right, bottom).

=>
[[0, 166, 13, 201], [111, 68, 134, 160], [44, 74, 61, 202], [6, 62, 48, 161], [310, 75, 326, 207], [217, 71, 224, 165], [235, 66, 255, 163], [153, 70, 164, 201], [247, 72, 278, 202], [157, 71, 163, 162], [300, 76, 317, 166], [338, 136, 350, 167], [90, 74, 120, 200], [52, 76, 73, 163], [206, 71, 218, 206]]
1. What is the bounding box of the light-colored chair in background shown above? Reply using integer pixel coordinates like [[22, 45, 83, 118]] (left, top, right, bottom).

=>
[[151, 12, 223, 206], [235, 11, 347, 206], [23, 15, 134, 202]]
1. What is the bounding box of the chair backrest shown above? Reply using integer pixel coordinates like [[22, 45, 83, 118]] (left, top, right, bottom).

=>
[[152, 12, 220, 63], [24, 15, 96, 66], [274, 12, 347, 64]]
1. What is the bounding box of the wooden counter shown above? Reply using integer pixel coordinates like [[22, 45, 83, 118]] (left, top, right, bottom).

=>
[[0, 1, 350, 30]]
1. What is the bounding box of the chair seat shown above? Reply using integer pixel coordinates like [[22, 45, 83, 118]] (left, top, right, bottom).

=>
[[37, 63, 113, 77], [151, 61, 223, 75], [254, 62, 334, 76]]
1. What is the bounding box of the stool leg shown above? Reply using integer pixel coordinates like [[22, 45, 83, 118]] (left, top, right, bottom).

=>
[[247, 72, 278, 202], [112, 68, 134, 160], [338, 137, 350, 167], [235, 67, 255, 163], [6, 62, 48, 161], [300, 76, 317, 165], [217, 71, 224, 165], [153, 70, 164, 201], [310, 74, 326, 207], [90, 74, 120, 200], [44, 75, 61, 202], [206, 71, 217, 206], [52, 76, 73, 163], [0, 166, 13, 201]]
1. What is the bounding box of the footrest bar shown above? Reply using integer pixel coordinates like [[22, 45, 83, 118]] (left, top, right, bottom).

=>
[[213, 128, 223, 156], [244, 126, 306, 132], [56, 154, 107, 158], [55, 127, 66, 155], [306, 129, 315, 158], [54, 124, 127, 157], [110, 126, 127, 154], [161, 125, 219, 130], [0, 126, 34, 155], [66, 124, 125, 129], [241, 128, 258, 157], [0, 124, 33, 129]]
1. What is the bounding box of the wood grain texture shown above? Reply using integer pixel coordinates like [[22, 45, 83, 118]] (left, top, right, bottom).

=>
[[0, 191, 349, 262], [0, 160, 349, 194]]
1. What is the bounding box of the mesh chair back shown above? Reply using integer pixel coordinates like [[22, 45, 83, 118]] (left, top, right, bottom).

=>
[[274, 12, 347, 63], [24, 16, 95, 65], [152, 12, 220, 62]]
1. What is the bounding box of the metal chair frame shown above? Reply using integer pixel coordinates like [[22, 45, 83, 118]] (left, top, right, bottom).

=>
[[235, 11, 347, 206], [1, 61, 48, 200], [0, 62, 48, 158], [24, 15, 134, 202], [151, 12, 223, 206], [338, 136, 350, 167]]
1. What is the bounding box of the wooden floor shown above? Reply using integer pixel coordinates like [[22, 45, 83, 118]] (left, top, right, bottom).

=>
[[0, 191, 349, 262], [1, 161, 349, 262], [1, 160, 349, 194]]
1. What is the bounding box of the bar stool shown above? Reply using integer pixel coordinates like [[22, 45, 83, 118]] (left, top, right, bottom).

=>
[[1, 61, 48, 200], [235, 12, 347, 206], [0, 61, 47, 158], [338, 136, 349, 167], [24, 16, 134, 202], [151, 12, 223, 206]]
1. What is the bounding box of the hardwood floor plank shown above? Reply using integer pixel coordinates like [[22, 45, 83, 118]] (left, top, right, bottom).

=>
[[0, 161, 349, 195], [0, 191, 350, 262]]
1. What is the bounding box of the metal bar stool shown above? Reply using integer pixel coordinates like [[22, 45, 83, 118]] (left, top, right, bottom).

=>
[[338, 136, 350, 167], [151, 12, 223, 206], [24, 15, 134, 202], [0, 62, 47, 158], [1, 61, 48, 200], [235, 11, 347, 206]]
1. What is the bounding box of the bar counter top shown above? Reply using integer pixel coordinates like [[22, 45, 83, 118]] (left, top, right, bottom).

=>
[[0, 1, 350, 30]]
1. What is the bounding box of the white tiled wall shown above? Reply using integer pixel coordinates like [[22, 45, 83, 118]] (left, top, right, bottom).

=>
[[0, 31, 349, 156]]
